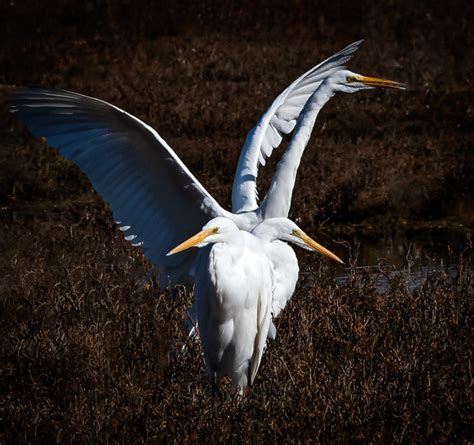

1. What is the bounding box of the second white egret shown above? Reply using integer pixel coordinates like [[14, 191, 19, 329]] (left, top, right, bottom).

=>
[[251, 218, 343, 339]]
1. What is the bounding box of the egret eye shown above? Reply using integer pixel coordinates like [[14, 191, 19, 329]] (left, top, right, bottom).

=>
[[292, 229, 299, 236], [212, 227, 219, 234], [346, 75, 357, 83]]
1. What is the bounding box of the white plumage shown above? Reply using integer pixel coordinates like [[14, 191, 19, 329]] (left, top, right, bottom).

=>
[[9, 40, 406, 394], [231, 39, 365, 212], [9, 42, 405, 392], [168, 216, 336, 393], [9, 41, 403, 292], [168, 217, 272, 393]]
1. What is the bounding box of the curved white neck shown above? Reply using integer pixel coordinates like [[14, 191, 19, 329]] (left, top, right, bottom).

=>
[[251, 219, 284, 243], [259, 80, 335, 219]]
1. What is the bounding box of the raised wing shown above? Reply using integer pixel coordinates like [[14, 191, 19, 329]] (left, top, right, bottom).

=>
[[231, 40, 363, 213], [9, 87, 229, 286], [258, 78, 337, 220]]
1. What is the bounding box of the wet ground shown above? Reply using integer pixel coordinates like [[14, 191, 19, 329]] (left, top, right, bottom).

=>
[[1, 1, 473, 443]]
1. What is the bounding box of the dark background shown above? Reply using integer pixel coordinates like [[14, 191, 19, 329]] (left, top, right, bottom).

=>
[[1, 1, 472, 443], [1, 0, 473, 227]]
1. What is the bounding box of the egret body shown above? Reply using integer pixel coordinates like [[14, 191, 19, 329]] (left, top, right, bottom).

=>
[[168, 217, 272, 394], [168, 216, 336, 393]]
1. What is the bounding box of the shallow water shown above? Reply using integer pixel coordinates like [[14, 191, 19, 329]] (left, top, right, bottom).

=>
[[327, 228, 472, 292]]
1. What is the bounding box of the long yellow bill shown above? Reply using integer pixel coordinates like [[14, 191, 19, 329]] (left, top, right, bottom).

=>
[[296, 232, 344, 264], [355, 75, 406, 90], [167, 228, 216, 256]]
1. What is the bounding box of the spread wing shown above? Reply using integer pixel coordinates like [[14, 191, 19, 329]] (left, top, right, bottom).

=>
[[231, 40, 363, 212], [9, 87, 231, 286]]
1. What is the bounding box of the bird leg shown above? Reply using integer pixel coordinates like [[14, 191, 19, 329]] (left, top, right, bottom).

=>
[[211, 373, 223, 399]]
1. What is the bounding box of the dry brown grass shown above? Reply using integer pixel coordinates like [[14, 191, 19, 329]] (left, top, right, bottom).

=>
[[1, 208, 472, 443]]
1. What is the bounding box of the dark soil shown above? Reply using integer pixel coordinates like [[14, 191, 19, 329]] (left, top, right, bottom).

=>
[[1, 1, 473, 443]]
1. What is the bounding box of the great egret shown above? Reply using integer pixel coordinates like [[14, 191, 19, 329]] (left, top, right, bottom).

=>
[[252, 217, 343, 339], [8, 40, 405, 291], [167, 216, 331, 393]]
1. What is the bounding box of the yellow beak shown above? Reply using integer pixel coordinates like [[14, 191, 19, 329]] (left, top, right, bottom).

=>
[[297, 232, 344, 264], [356, 75, 406, 90], [167, 228, 216, 256]]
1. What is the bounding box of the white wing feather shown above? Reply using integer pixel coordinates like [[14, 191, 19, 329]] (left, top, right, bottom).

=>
[[9, 87, 231, 286], [259, 75, 338, 219], [231, 40, 363, 213]]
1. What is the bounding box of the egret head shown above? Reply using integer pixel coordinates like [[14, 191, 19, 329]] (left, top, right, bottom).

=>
[[253, 218, 344, 264], [328, 69, 406, 94], [167, 217, 239, 255]]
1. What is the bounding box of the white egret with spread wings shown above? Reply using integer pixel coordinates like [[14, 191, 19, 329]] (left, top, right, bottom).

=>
[[9, 40, 404, 315]]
